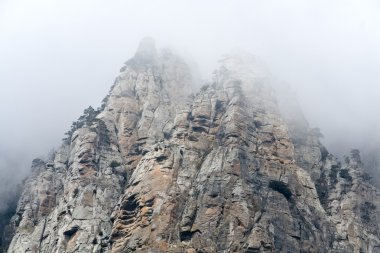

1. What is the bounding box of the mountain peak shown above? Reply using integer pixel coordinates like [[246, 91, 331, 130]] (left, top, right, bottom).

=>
[[3, 39, 380, 253], [134, 37, 156, 61]]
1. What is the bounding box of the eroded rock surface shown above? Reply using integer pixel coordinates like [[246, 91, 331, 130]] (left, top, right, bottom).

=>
[[5, 40, 380, 253]]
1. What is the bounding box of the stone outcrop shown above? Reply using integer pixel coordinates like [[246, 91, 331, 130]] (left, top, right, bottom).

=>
[[4, 39, 380, 253]]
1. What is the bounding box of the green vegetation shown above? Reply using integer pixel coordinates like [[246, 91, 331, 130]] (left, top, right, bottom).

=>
[[0, 185, 22, 251], [95, 119, 110, 146], [315, 173, 328, 208], [360, 201, 376, 222], [63, 106, 99, 143], [339, 169, 353, 181], [320, 146, 329, 161], [62, 106, 110, 147], [328, 164, 340, 185], [110, 160, 121, 169], [361, 172, 372, 181]]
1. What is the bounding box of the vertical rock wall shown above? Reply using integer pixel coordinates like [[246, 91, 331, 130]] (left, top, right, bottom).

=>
[[5, 40, 380, 253]]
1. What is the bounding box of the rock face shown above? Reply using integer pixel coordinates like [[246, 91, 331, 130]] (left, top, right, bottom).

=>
[[5, 39, 380, 253]]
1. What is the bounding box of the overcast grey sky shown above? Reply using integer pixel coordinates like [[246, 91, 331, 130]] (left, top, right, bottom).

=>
[[0, 0, 379, 182]]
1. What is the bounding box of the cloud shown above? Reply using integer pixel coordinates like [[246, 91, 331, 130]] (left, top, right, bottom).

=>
[[0, 0, 379, 183]]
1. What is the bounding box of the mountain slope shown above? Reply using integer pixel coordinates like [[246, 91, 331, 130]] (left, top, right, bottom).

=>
[[5, 39, 380, 253]]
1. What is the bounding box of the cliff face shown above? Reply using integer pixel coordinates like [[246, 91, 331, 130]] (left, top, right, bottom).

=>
[[5, 39, 380, 253]]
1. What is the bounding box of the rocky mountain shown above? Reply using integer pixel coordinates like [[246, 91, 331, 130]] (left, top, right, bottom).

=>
[[3, 38, 380, 253]]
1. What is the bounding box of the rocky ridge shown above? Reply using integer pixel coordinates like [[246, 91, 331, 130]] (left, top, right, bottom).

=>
[[4, 39, 380, 253]]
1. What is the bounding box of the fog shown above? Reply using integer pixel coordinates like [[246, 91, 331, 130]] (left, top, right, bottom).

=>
[[0, 0, 379, 200]]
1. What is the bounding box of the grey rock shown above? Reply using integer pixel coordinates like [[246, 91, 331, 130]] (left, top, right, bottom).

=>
[[5, 40, 380, 253]]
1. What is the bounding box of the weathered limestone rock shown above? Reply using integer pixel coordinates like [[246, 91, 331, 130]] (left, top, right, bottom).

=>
[[5, 40, 380, 253]]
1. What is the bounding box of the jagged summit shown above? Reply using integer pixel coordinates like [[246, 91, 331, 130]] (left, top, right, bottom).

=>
[[4, 40, 380, 253], [136, 37, 156, 54], [134, 37, 157, 61], [124, 37, 157, 67]]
